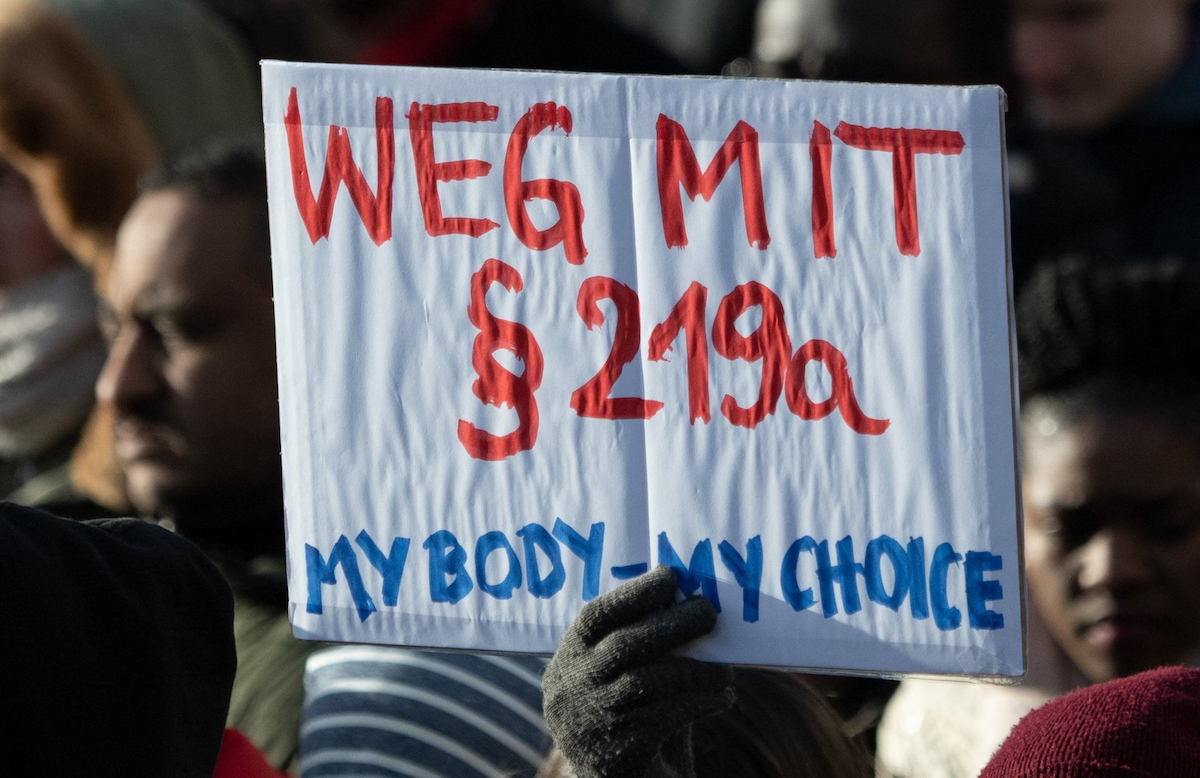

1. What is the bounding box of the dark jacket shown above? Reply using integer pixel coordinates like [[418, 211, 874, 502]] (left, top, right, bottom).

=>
[[1010, 45, 1200, 291], [0, 503, 235, 776], [361, 0, 687, 75]]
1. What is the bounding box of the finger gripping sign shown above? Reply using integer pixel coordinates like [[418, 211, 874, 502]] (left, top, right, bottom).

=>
[[265, 61, 1024, 678]]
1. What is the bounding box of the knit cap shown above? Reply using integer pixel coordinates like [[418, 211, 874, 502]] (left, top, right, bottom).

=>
[[980, 666, 1200, 778]]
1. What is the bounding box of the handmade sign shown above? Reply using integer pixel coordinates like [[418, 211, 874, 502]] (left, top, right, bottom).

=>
[[263, 61, 1023, 677]]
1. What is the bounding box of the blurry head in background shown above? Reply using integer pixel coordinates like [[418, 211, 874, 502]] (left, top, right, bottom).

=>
[[537, 668, 871, 778], [1010, 0, 1195, 131], [753, 0, 1009, 86], [1017, 257, 1200, 683], [97, 144, 279, 552], [0, 0, 259, 512], [689, 670, 871, 777], [0, 0, 259, 277]]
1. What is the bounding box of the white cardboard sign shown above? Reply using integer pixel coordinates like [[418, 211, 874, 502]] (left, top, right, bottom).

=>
[[264, 61, 1024, 677]]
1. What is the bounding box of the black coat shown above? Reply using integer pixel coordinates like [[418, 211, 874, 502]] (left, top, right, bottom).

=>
[[0, 503, 235, 777], [1010, 50, 1200, 292]]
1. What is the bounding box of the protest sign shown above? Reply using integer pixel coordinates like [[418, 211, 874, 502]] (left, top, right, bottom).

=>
[[263, 60, 1023, 677]]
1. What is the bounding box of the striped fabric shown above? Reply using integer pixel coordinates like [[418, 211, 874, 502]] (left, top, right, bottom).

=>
[[299, 646, 551, 778]]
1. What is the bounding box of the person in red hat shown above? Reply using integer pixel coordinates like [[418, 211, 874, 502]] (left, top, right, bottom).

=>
[[981, 666, 1200, 777]]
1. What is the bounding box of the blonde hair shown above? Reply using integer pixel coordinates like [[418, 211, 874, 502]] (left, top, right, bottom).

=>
[[538, 669, 870, 778]]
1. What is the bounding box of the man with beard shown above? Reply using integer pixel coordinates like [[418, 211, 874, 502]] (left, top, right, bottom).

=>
[[96, 143, 315, 774], [98, 143, 553, 776]]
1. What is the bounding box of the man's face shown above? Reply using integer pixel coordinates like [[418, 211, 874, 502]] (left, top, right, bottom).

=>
[[97, 189, 280, 522], [1023, 408, 1200, 682], [1011, 0, 1192, 131]]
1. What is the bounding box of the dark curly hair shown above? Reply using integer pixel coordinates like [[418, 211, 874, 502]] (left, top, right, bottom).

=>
[[1016, 256, 1200, 422], [138, 138, 270, 280]]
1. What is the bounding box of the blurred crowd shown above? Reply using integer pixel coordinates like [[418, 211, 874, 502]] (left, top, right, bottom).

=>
[[5, 0, 1200, 776]]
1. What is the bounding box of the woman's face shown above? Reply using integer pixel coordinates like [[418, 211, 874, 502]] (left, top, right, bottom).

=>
[[1022, 406, 1200, 682]]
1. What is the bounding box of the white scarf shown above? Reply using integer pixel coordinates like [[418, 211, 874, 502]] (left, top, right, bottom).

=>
[[0, 263, 106, 458]]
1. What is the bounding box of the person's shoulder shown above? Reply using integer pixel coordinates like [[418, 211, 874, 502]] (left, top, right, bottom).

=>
[[0, 501, 236, 776], [1, 499, 168, 558], [2, 501, 223, 584], [0, 501, 235, 671], [300, 647, 551, 777], [877, 677, 1056, 778]]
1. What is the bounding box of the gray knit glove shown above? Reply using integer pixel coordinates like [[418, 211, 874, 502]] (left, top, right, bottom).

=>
[[543, 566, 735, 778]]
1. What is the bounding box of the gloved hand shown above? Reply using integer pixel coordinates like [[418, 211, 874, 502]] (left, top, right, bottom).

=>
[[542, 566, 735, 778]]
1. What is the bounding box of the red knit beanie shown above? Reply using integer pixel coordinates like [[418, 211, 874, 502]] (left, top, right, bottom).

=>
[[981, 666, 1200, 777]]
